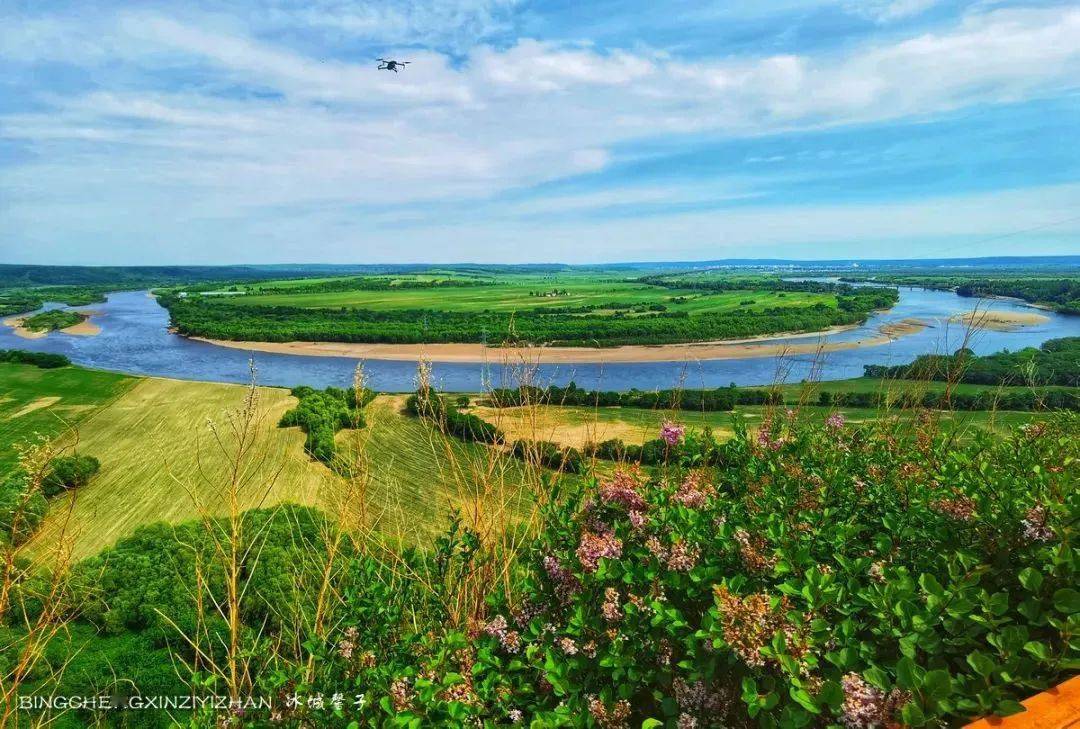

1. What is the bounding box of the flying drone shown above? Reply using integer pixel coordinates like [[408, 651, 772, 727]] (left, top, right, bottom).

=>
[[377, 58, 410, 72]]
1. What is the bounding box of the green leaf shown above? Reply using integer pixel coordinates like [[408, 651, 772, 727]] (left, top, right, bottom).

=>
[[641, 720, 664, 729], [790, 687, 820, 713], [1023, 641, 1052, 661], [919, 573, 945, 597], [967, 651, 995, 678], [901, 701, 927, 726], [1018, 567, 1043, 592], [1052, 588, 1080, 614], [896, 657, 919, 690], [923, 669, 952, 700]]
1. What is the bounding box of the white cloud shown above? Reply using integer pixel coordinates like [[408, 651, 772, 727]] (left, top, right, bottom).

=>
[[850, 0, 942, 23], [2, 4, 1080, 261]]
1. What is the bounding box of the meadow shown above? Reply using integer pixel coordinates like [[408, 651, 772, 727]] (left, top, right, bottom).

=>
[[0, 362, 134, 472]]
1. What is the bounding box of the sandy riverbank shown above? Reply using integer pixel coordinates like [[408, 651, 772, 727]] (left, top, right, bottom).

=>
[[949, 310, 1049, 331], [195, 318, 928, 364]]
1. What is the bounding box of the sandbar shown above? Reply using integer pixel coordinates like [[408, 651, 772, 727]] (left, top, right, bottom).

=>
[[949, 310, 1049, 331], [195, 318, 929, 364]]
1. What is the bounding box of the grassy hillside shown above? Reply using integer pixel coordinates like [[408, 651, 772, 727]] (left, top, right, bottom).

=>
[[1, 363, 535, 559]]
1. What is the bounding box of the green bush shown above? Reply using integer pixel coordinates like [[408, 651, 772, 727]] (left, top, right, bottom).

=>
[[279, 385, 373, 463], [41, 454, 100, 497]]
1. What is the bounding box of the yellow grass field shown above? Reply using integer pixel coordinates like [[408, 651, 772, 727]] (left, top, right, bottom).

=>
[[25, 379, 535, 560]]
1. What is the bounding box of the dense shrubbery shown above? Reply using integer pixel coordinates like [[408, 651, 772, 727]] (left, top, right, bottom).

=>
[[41, 454, 100, 498], [0, 470, 48, 546], [461, 413, 1079, 727], [864, 337, 1080, 387], [159, 283, 896, 347], [0, 453, 101, 543], [9, 412, 1075, 726], [822, 386, 1079, 411], [0, 286, 108, 317], [405, 389, 504, 444], [279, 385, 373, 463], [0, 350, 71, 368]]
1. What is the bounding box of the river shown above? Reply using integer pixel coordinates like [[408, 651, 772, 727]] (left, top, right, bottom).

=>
[[1, 286, 1077, 392]]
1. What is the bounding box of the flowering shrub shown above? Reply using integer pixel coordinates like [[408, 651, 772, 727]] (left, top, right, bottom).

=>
[[463, 412, 1079, 726]]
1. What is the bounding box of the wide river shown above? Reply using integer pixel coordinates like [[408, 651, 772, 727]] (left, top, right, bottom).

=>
[[2, 285, 1077, 392]]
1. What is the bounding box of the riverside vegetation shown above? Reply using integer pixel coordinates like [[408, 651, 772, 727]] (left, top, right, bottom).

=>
[[0, 348, 1077, 727]]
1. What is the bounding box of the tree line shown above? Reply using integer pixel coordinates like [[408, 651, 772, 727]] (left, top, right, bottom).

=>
[[0, 350, 71, 368], [863, 337, 1079, 387]]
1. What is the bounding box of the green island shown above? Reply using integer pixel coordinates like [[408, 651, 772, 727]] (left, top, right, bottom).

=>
[[19, 309, 87, 333], [159, 269, 899, 346]]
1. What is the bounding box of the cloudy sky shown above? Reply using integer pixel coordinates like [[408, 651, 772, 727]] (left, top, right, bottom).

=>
[[2, 0, 1079, 264]]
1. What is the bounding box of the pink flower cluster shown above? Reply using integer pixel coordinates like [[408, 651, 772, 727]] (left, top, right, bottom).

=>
[[587, 696, 631, 729], [674, 472, 715, 509], [601, 587, 622, 622], [1021, 505, 1053, 543], [756, 426, 785, 451], [661, 421, 686, 446], [673, 677, 728, 715], [932, 495, 976, 522], [839, 673, 910, 729], [337, 626, 359, 660], [598, 469, 647, 512], [825, 412, 846, 431], [667, 541, 701, 572], [577, 529, 623, 573], [483, 615, 522, 653], [543, 554, 581, 601]]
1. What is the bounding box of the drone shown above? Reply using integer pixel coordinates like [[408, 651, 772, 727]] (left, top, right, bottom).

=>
[[377, 58, 410, 72]]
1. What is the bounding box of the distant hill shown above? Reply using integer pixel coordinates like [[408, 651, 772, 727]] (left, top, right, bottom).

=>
[[1, 255, 1076, 287]]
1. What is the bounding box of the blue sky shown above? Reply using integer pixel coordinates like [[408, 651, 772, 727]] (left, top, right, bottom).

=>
[[1, 0, 1078, 264]]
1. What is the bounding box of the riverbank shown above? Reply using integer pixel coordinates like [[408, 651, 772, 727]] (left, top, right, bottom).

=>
[[195, 318, 929, 364]]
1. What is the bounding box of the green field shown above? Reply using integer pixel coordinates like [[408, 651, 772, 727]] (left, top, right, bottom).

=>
[[205, 272, 836, 317]]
